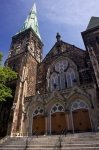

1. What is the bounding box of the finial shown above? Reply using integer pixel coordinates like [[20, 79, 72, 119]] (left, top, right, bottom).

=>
[[56, 33, 61, 42], [31, 3, 36, 13]]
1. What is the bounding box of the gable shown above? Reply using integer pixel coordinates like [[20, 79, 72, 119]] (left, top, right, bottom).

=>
[[43, 40, 85, 62]]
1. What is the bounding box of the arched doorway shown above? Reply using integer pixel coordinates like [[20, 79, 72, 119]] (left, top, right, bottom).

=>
[[71, 100, 92, 133], [32, 107, 45, 135], [51, 103, 67, 134]]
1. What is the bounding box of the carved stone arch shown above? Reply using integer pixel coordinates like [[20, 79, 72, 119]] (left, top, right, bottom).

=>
[[46, 56, 79, 91], [50, 103, 65, 114], [45, 96, 65, 116], [65, 86, 93, 109], [33, 106, 44, 117], [66, 93, 92, 111], [27, 94, 44, 112], [46, 56, 78, 78], [29, 101, 44, 116], [71, 100, 89, 111], [51, 56, 77, 68]]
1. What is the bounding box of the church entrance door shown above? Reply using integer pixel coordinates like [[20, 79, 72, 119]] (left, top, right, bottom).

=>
[[33, 115, 45, 135], [51, 112, 67, 134], [72, 108, 91, 132]]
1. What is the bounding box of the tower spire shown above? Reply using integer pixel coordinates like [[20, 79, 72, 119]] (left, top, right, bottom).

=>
[[17, 3, 41, 40]]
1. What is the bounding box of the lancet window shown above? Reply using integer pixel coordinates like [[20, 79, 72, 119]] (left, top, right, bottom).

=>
[[48, 59, 77, 91]]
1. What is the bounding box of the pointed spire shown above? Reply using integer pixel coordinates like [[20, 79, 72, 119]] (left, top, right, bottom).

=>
[[17, 3, 41, 40]]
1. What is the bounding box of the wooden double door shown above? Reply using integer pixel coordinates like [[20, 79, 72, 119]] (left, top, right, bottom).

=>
[[72, 109, 91, 132], [51, 112, 67, 134], [33, 115, 45, 135]]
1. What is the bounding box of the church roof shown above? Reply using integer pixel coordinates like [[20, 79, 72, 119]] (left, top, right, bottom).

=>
[[87, 16, 99, 30], [17, 3, 41, 40]]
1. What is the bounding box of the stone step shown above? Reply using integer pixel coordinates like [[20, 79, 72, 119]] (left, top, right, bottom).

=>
[[1, 147, 99, 150], [1, 133, 99, 150], [1, 143, 99, 147]]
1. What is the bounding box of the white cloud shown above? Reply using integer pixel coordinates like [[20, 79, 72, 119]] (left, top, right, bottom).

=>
[[38, 0, 99, 26]]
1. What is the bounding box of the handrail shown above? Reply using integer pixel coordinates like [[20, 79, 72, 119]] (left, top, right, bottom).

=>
[[24, 136, 28, 150], [0, 136, 10, 150], [24, 131, 39, 150], [54, 128, 67, 149], [0, 136, 9, 145]]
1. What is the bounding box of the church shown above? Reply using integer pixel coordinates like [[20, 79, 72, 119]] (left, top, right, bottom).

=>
[[1, 3, 99, 137]]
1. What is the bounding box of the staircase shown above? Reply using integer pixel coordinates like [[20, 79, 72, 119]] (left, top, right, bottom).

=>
[[1, 132, 99, 150]]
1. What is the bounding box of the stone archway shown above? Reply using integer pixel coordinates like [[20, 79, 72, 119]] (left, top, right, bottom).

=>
[[51, 103, 67, 134], [32, 107, 45, 135], [71, 100, 92, 133]]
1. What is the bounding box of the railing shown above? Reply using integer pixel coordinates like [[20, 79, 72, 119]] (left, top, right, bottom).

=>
[[24, 136, 28, 150], [54, 128, 67, 150], [0, 136, 10, 150], [24, 131, 38, 150], [0, 136, 9, 145]]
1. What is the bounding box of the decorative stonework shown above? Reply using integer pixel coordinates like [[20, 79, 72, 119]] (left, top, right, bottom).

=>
[[51, 103, 64, 114], [71, 100, 88, 111], [1, 10, 99, 137], [33, 107, 44, 117]]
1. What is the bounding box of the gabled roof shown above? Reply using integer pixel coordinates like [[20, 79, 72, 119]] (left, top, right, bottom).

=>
[[17, 3, 41, 40], [87, 16, 99, 30], [42, 40, 85, 63]]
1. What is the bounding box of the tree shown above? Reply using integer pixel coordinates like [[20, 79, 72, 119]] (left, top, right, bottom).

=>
[[0, 53, 17, 102]]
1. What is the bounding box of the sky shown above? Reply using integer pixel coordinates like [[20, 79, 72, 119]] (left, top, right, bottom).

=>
[[1, 0, 99, 62]]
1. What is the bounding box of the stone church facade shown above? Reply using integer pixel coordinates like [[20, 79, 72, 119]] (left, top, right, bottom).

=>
[[1, 4, 99, 137]]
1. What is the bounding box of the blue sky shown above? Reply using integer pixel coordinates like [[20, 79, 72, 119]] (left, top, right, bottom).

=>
[[1, 0, 99, 62]]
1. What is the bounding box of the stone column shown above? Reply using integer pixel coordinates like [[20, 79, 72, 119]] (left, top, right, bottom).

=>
[[71, 111, 74, 133], [65, 109, 70, 131], [44, 112, 48, 135]]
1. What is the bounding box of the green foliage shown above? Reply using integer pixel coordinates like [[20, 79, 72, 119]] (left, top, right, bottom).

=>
[[0, 53, 3, 66], [0, 53, 17, 102]]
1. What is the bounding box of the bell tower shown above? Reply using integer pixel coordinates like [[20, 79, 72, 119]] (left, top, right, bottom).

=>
[[82, 17, 99, 87], [5, 3, 43, 136]]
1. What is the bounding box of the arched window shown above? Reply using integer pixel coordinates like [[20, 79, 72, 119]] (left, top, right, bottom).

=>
[[50, 73, 59, 91], [51, 103, 64, 114], [66, 68, 76, 88], [55, 60, 68, 90], [71, 100, 88, 111], [47, 59, 77, 91], [33, 107, 44, 117]]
